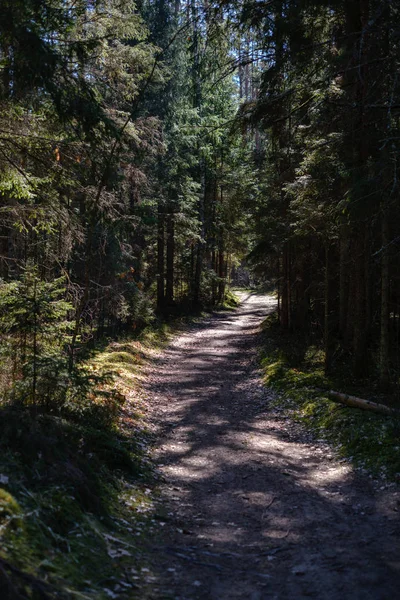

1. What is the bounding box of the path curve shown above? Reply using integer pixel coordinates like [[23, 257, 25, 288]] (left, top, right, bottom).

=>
[[146, 293, 400, 600]]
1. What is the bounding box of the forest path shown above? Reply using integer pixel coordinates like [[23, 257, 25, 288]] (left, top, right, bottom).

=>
[[145, 293, 400, 600]]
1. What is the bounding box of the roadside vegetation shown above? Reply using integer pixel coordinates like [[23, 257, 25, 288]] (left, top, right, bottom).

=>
[[260, 313, 400, 482], [0, 335, 158, 599], [0, 286, 240, 599], [2, 0, 400, 595]]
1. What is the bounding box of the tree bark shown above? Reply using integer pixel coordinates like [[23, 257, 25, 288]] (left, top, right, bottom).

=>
[[380, 207, 390, 387], [157, 203, 165, 311], [218, 230, 225, 303], [280, 243, 290, 329], [339, 224, 350, 338], [324, 244, 334, 373], [328, 390, 399, 417], [165, 212, 175, 306], [352, 228, 367, 376]]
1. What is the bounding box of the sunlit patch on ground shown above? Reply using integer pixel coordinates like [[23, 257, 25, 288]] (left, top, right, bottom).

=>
[[145, 293, 400, 600]]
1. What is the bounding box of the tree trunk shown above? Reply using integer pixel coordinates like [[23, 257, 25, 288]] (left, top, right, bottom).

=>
[[280, 243, 290, 329], [328, 390, 399, 417], [364, 226, 372, 338], [157, 203, 165, 311], [165, 212, 175, 306], [218, 230, 225, 303], [352, 229, 367, 376], [211, 248, 217, 304], [190, 0, 204, 306], [339, 224, 350, 338], [380, 207, 390, 387], [324, 244, 334, 373]]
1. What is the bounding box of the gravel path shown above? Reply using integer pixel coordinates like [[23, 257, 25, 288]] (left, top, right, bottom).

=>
[[145, 293, 400, 600]]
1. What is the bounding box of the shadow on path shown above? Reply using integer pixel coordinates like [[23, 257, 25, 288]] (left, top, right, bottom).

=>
[[146, 293, 400, 600]]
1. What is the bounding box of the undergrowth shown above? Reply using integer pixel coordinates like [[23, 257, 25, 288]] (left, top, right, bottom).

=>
[[0, 401, 158, 599], [0, 290, 241, 599], [222, 289, 241, 309], [260, 313, 400, 481], [0, 325, 176, 599], [0, 291, 241, 599]]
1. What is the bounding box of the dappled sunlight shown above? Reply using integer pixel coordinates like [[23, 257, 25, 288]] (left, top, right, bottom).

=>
[[147, 293, 400, 599]]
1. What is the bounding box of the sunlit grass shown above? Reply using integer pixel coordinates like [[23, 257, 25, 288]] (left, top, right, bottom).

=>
[[0, 323, 177, 597]]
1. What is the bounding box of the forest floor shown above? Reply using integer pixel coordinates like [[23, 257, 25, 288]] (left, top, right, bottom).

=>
[[142, 292, 400, 600]]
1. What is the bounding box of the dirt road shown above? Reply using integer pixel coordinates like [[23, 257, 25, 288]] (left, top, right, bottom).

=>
[[146, 293, 400, 599]]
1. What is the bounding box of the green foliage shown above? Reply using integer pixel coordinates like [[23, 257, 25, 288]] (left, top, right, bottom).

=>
[[0, 488, 22, 530], [222, 289, 241, 309], [0, 306, 192, 598], [0, 265, 125, 426], [0, 403, 153, 598], [0, 265, 71, 404]]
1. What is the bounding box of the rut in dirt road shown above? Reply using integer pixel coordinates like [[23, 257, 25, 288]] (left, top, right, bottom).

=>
[[147, 293, 400, 600]]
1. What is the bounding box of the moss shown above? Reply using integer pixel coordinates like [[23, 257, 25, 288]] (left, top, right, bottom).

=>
[[222, 290, 241, 309], [0, 308, 184, 598], [0, 401, 155, 597], [104, 350, 141, 366], [260, 316, 400, 481], [0, 488, 22, 530]]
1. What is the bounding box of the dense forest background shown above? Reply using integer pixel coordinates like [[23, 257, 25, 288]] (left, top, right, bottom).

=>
[[2, 2, 400, 598], [1, 0, 400, 408]]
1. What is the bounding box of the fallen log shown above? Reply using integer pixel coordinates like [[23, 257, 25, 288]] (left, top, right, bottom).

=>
[[327, 390, 400, 417]]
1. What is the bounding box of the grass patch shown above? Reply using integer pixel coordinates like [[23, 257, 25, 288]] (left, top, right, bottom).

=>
[[260, 313, 400, 481], [0, 326, 175, 598], [222, 289, 241, 309], [0, 401, 156, 599]]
